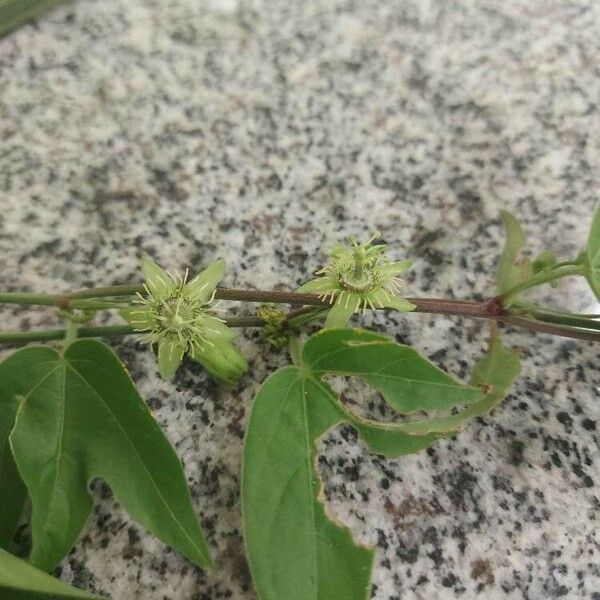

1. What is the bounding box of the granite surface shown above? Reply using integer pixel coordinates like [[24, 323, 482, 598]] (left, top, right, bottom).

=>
[[1, 0, 600, 598]]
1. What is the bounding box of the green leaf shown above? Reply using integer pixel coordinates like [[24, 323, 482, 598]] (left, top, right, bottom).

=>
[[316, 336, 519, 455], [0, 403, 27, 549], [0, 0, 69, 39], [302, 328, 484, 414], [243, 329, 521, 600], [0, 341, 211, 572], [496, 210, 532, 294], [0, 438, 26, 549], [585, 202, 600, 300], [392, 332, 521, 435], [319, 381, 440, 457], [0, 547, 104, 599], [308, 333, 519, 452], [243, 367, 374, 600]]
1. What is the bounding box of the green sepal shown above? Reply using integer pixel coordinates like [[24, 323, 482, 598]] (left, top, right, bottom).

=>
[[324, 302, 356, 328], [296, 277, 331, 294], [380, 259, 412, 277], [141, 255, 173, 300], [119, 306, 152, 330], [191, 341, 247, 384], [157, 339, 185, 379], [380, 294, 416, 312], [186, 258, 226, 303]]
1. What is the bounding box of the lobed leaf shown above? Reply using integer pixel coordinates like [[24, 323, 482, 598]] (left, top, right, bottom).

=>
[[585, 202, 600, 300], [0, 547, 104, 599], [302, 328, 484, 414], [312, 333, 520, 451], [243, 367, 374, 600], [243, 328, 520, 600], [0, 341, 211, 572]]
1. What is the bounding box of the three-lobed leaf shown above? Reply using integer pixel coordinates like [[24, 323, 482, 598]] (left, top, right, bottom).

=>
[[0, 547, 105, 600], [243, 328, 520, 600], [585, 202, 600, 300], [0, 340, 212, 572]]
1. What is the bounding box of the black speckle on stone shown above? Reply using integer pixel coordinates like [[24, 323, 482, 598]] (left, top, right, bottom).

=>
[[376, 528, 388, 550], [423, 526, 438, 545], [266, 172, 282, 190], [345, 464, 360, 482], [147, 396, 163, 410], [509, 440, 525, 466], [554, 341, 576, 361], [427, 547, 444, 568], [331, 204, 345, 220], [556, 412, 573, 432], [581, 418, 596, 431], [396, 543, 419, 564], [442, 573, 457, 588], [456, 188, 481, 220]]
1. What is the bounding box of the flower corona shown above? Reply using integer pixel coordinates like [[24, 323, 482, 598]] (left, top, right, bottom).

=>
[[297, 234, 415, 327]]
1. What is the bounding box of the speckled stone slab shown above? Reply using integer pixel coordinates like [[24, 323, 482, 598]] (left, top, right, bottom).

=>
[[1, 1, 599, 598]]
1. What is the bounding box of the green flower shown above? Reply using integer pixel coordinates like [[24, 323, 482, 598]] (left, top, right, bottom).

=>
[[297, 234, 415, 327], [121, 256, 247, 383]]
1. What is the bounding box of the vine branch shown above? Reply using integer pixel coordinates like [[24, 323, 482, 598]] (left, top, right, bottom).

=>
[[0, 284, 598, 344]]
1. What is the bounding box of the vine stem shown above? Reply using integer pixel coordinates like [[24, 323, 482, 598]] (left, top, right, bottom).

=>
[[0, 317, 264, 345], [0, 285, 498, 314], [0, 285, 599, 343]]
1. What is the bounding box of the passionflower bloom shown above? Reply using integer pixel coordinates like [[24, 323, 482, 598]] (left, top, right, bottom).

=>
[[297, 234, 415, 327], [121, 256, 247, 383]]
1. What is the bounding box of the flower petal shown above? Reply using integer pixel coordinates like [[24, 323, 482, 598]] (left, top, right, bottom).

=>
[[191, 341, 247, 384], [186, 258, 226, 303], [324, 301, 356, 328], [383, 296, 416, 312], [141, 256, 174, 300], [296, 277, 335, 294], [157, 339, 185, 379]]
